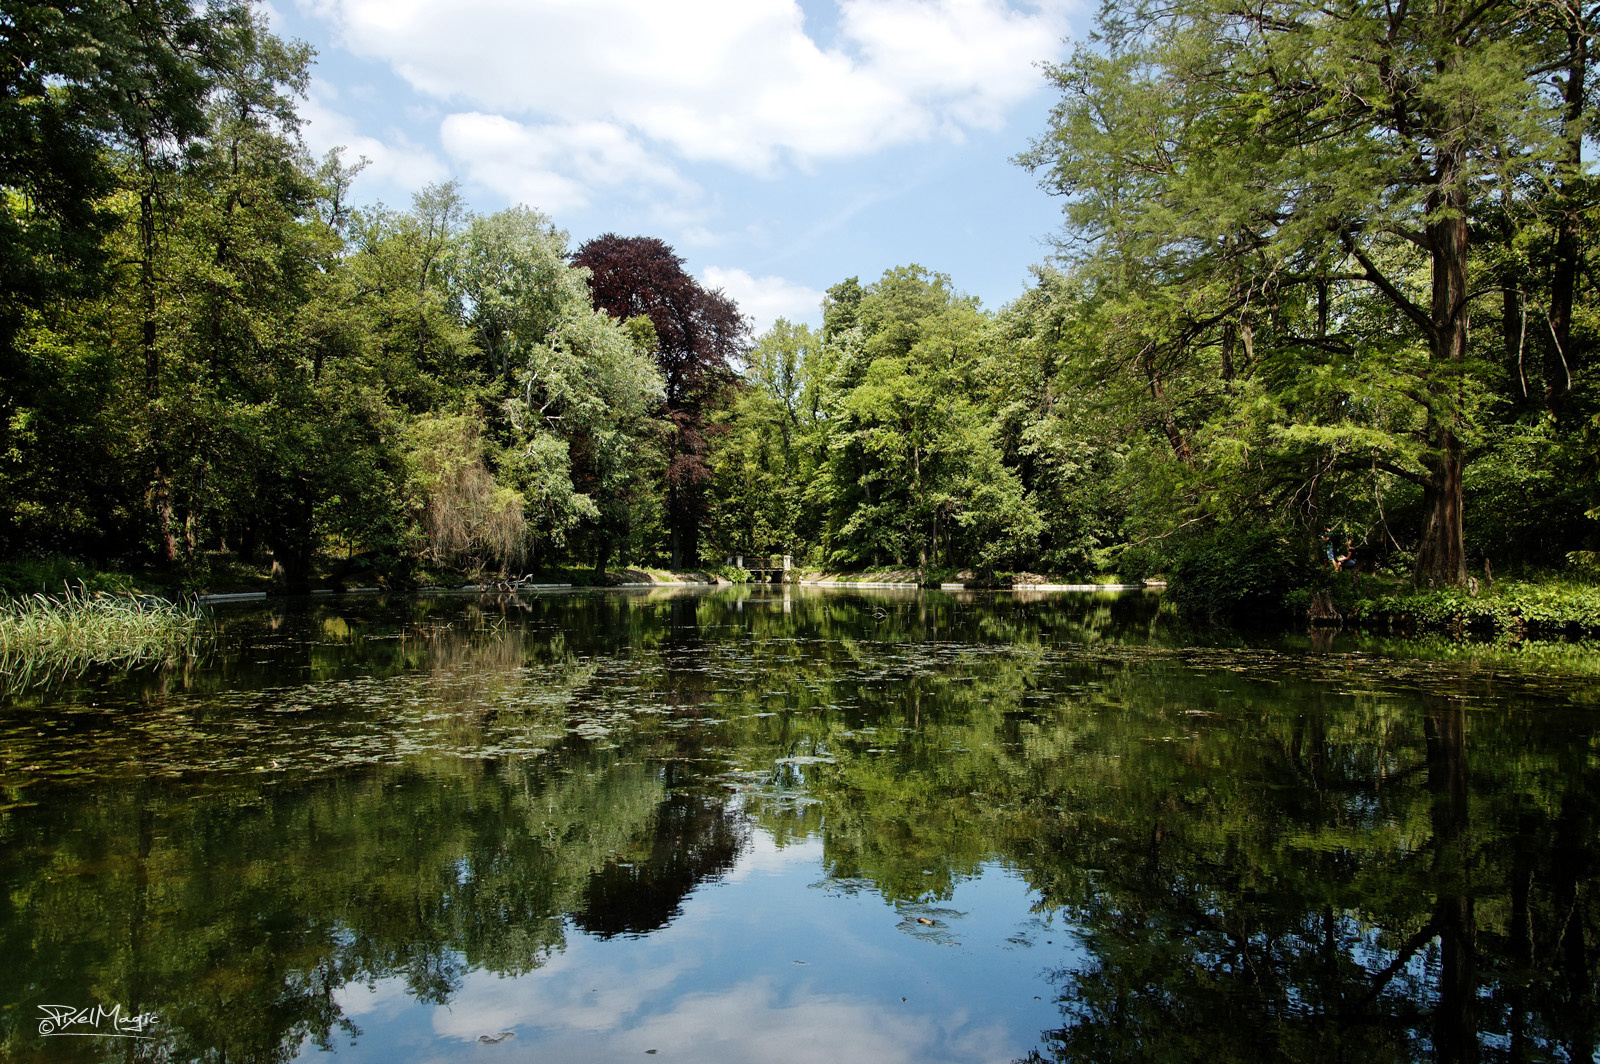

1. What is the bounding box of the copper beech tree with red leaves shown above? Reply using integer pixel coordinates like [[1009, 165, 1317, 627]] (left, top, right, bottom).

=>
[[572, 235, 747, 567]]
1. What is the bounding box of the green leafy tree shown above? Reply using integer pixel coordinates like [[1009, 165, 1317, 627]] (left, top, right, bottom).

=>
[[0, 0, 231, 558], [458, 209, 666, 571], [987, 271, 1134, 575], [344, 183, 477, 412], [1021, 0, 1593, 586], [812, 266, 1039, 570], [573, 235, 746, 568], [707, 318, 823, 559]]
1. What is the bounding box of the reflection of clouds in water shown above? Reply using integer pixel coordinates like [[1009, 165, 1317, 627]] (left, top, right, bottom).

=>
[[315, 844, 1054, 1061], [619, 980, 1010, 1064], [333, 831, 835, 1047], [429, 944, 689, 1042], [426, 968, 1011, 1064], [333, 974, 419, 1018], [723, 830, 821, 883]]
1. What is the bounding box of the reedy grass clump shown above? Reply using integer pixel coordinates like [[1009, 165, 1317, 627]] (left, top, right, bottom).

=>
[[0, 585, 205, 679]]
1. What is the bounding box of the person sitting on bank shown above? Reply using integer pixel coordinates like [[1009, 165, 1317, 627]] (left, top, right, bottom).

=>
[[1339, 539, 1361, 588]]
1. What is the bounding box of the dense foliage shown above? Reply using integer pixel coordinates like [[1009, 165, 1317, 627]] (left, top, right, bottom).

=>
[[572, 235, 744, 568], [1011, 0, 1599, 598], [1, 0, 1595, 610]]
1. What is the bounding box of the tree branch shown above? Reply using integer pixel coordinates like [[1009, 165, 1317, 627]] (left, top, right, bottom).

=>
[[1371, 458, 1430, 489], [1382, 223, 1430, 250], [1339, 229, 1437, 341]]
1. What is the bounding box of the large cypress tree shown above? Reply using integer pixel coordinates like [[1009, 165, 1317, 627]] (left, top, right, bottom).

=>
[[1022, 0, 1593, 586]]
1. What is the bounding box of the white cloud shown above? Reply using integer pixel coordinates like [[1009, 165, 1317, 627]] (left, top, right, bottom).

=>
[[429, 951, 687, 1043], [701, 267, 826, 334], [723, 832, 822, 882], [297, 0, 1072, 184], [440, 113, 697, 214], [417, 960, 1010, 1063], [298, 81, 450, 193], [841, 0, 1061, 124]]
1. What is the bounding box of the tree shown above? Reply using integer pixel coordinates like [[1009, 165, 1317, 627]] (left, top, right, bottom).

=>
[[572, 235, 746, 567], [458, 206, 587, 387], [811, 266, 1039, 570], [0, 0, 229, 557], [454, 211, 666, 572], [345, 183, 476, 413], [987, 272, 1133, 575], [707, 318, 823, 559], [1021, 0, 1592, 586]]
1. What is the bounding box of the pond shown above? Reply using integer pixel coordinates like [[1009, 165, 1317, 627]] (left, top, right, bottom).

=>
[[2, 586, 1597, 1063]]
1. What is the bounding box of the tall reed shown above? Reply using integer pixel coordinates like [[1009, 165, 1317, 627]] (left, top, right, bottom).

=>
[[0, 585, 205, 681]]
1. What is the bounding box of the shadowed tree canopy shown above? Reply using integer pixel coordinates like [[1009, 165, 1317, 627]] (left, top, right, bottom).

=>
[[572, 234, 747, 566], [1, 0, 233, 556]]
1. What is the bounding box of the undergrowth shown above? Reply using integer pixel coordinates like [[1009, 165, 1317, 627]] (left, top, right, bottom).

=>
[[1355, 578, 1600, 634]]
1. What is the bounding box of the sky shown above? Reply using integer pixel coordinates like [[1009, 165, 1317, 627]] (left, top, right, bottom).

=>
[[264, 0, 1086, 335]]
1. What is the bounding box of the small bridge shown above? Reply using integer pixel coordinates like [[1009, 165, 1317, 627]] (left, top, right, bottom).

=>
[[729, 555, 792, 578]]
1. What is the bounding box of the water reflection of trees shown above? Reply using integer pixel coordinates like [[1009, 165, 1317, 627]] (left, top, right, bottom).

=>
[[1030, 688, 1595, 1064], [621, 589, 1597, 1064], [765, 655, 1599, 1064], [2, 755, 672, 1059], [2, 589, 1596, 1063], [0, 600, 752, 1062], [681, 592, 1600, 1064], [574, 786, 746, 939]]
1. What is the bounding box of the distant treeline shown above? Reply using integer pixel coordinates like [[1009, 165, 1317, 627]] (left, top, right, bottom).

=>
[[3, 0, 1596, 597]]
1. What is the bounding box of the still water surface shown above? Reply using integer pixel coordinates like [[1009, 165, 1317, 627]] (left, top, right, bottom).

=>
[[2, 587, 1597, 1063]]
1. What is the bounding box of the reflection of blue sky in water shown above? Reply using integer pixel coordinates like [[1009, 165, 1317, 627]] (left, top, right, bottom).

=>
[[317, 834, 1072, 1062]]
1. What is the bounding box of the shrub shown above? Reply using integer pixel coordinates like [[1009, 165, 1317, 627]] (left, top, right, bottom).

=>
[[0, 557, 138, 598], [1359, 578, 1600, 633], [1166, 527, 1313, 623]]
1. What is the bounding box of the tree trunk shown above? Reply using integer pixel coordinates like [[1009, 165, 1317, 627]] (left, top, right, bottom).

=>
[[267, 490, 316, 593], [1497, 180, 1526, 400], [1220, 324, 1236, 395], [139, 182, 179, 566], [1416, 175, 1470, 587], [1415, 427, 1466, 587], [681, 518, 699, 570], [1544, 25, 1586, 419]]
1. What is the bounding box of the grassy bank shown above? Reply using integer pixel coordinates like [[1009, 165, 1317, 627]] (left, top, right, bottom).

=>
[[0, 586, 206, 678], [1351, 578, 1600, 635], [0, 554, 277, 599], [0, 554, 737, 599]]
